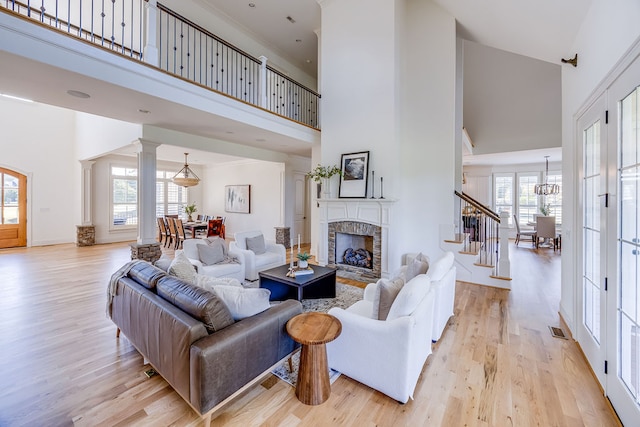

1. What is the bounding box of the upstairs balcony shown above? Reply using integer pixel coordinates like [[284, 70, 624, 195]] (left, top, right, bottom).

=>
[[0, 0, 320, 131]]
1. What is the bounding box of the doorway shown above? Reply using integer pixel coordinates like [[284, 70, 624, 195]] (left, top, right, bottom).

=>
[[0, 167, 27, 248]]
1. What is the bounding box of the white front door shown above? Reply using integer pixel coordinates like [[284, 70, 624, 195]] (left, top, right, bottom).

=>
[[577, 95, 608, 387], [604, 55, 640, 425]]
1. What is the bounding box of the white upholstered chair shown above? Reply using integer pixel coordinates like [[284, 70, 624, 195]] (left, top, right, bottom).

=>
[[182, 238, 246, 282], [535, 216, 557, 250], [230, 230, 286, 281]]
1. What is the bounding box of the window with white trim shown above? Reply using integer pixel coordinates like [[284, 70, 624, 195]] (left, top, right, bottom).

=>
[[156, 170, 188, 217], [545, 173, 562, 224], [518, 173, 539, 225], [111, 166, 138, 227], [494, 174, 514, 226]]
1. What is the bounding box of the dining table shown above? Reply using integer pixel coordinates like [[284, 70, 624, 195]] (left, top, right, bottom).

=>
[[184, 221, 208, 238]]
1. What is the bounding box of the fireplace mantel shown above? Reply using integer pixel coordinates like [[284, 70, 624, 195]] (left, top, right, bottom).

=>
[[317, 198, 397, 279]]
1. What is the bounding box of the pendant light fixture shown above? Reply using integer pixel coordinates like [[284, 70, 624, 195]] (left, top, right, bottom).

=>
[[171, 153, 200, 188], [534, 156, 560, 195]]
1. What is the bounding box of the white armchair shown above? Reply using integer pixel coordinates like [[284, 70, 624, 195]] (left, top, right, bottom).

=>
[[326, 274, 436, 403], [182, 238, 245, 283], [403, 251, 456, 342], [230, 230, 286, 281]]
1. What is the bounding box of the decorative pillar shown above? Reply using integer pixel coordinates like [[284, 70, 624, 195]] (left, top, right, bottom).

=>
[[131, 139, 161, 263], [497, 211, 511, 278], [259, 55, 268, 109], [76, 160, 95, 246], [143, 0, 159, 66]]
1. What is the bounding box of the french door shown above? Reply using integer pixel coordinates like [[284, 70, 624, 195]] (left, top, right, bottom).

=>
[[0, 168, 27, 249], [577, 54, 640, 425]]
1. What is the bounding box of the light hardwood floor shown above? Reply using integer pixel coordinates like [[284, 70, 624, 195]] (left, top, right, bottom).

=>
[[0, 241, 620, 426]]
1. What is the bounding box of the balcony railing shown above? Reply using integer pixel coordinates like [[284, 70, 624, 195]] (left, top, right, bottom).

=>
[[0, 0, 320, 129]]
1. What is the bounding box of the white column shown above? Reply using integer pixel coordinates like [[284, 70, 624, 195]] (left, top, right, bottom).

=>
[[143, 0, 159, 66], [135, 139, 160, 245], [259, 55, 268, 109], [497, 211, 511, 278], [79, 160, 95, 226]]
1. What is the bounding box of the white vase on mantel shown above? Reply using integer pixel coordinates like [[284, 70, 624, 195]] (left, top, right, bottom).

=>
[[321, 177, 331, 199]]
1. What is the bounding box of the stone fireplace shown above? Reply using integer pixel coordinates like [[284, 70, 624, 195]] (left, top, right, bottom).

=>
[[317, 198, 396, 281], [329, 221, 381, 280]]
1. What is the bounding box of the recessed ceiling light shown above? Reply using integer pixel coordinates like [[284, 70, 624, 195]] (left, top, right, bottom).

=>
[[248, 3, 255, 7], [138, 109, 150, 114], [286, 16, 296, 24], [306, 59, 312, 63], [67, 90, 90, 99], [296, 39, 302, 43], [0, 93, 33, 103]]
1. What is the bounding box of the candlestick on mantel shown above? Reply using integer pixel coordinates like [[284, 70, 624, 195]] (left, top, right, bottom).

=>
[[380, 176, 385, 199], [298, 234, 301, 253], [290, 239, 294, 269], [370, 170, 375, 199]]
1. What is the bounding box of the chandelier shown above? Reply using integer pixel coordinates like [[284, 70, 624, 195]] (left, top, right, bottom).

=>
[[534, 156, 559, 195], [171, 153, 200, 187]]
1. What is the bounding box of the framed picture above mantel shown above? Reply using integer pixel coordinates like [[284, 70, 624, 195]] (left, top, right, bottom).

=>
[[225, 185, 251, 213], [339, 151, 370, 198]]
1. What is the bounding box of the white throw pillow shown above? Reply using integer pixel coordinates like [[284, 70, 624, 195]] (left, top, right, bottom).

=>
[[212, 285, 271, 320], [198, 243, 225, 265], [386, 275, 431, 320], [427, 252, 454, 282], [194, 274, 243, 290], [205, 237, 228, 256], [246, 234, 266, 255], [372, 276, 405, 320], [167, 251, 196, 284]]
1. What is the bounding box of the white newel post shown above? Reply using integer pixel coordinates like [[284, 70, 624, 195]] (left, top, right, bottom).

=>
[[259, 56, 268, 109], [135, 139, 160, 245], [143, 0, 159, 66], [497, 211, 511, 278]]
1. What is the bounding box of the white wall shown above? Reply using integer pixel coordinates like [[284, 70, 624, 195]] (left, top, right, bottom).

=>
[[560, 0, 640, 332], [75, 113, 142, 160], [463, 40, 562, 156], [0, 97, 79, 246], [317, 0, 456, 270], [201, 160, 285, 241]]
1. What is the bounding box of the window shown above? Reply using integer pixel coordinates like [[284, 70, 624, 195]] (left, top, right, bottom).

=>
[[518, 174, 539, 225], [1, 171, 19, 224], [545, 173, 563, 224], [111, 166, 138, 227], [494, 174, 514, 225], [156, 170, 188, 217]]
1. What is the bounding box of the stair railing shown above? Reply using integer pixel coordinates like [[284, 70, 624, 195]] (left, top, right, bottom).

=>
[[454, 191, 510, 279]]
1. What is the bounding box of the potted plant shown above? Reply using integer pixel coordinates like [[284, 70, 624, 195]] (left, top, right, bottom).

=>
[[184, 202, 197, 222], [540, 203, 550, 216], [296, 252, 311, 269], [306, 164, 342, 198]]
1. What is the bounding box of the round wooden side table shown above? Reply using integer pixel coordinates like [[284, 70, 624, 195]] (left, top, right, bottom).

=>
[[286, 312, 342, 405]]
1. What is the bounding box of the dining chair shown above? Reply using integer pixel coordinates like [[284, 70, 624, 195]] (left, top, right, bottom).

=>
[[535, 216, 557, 250], [157, 217, 170, 247], [174, 218, 191, 249], [513, 215, 536, 246], [207, 219, 225, 239], [166, 217, 178, 249]]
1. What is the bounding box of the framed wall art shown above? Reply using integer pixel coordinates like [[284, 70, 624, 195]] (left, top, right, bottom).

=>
[[225, 184, 251, 213], [339, 151, 370, 198]]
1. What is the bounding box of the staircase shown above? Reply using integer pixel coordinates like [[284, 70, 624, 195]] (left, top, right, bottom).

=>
[[441, 192, 512, 290]]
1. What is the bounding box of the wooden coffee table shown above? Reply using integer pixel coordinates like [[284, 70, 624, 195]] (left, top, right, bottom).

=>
[[259, 264, 337, 301], [286, 312, 342, 405]]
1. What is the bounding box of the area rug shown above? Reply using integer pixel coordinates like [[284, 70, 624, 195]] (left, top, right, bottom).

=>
[[270, 282, 364, 387]]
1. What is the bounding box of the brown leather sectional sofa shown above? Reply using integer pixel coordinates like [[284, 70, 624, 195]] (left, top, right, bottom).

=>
[[108, 261, 302, 421]]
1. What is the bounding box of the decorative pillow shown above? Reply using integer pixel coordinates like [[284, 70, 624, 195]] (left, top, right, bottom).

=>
[[205, 237, 228, 256], [212, 285, 271, 320], [386, 275, 431, 320], [168, 251, 196, 284], [405, 252, 430, 282], [154, 254, 173, 272], [246, 234, 266, 255], [372, 276, 405, 320], [198, 243, 225, 266], [156, 275, 234, 333], [195, 274, 243, 290]]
